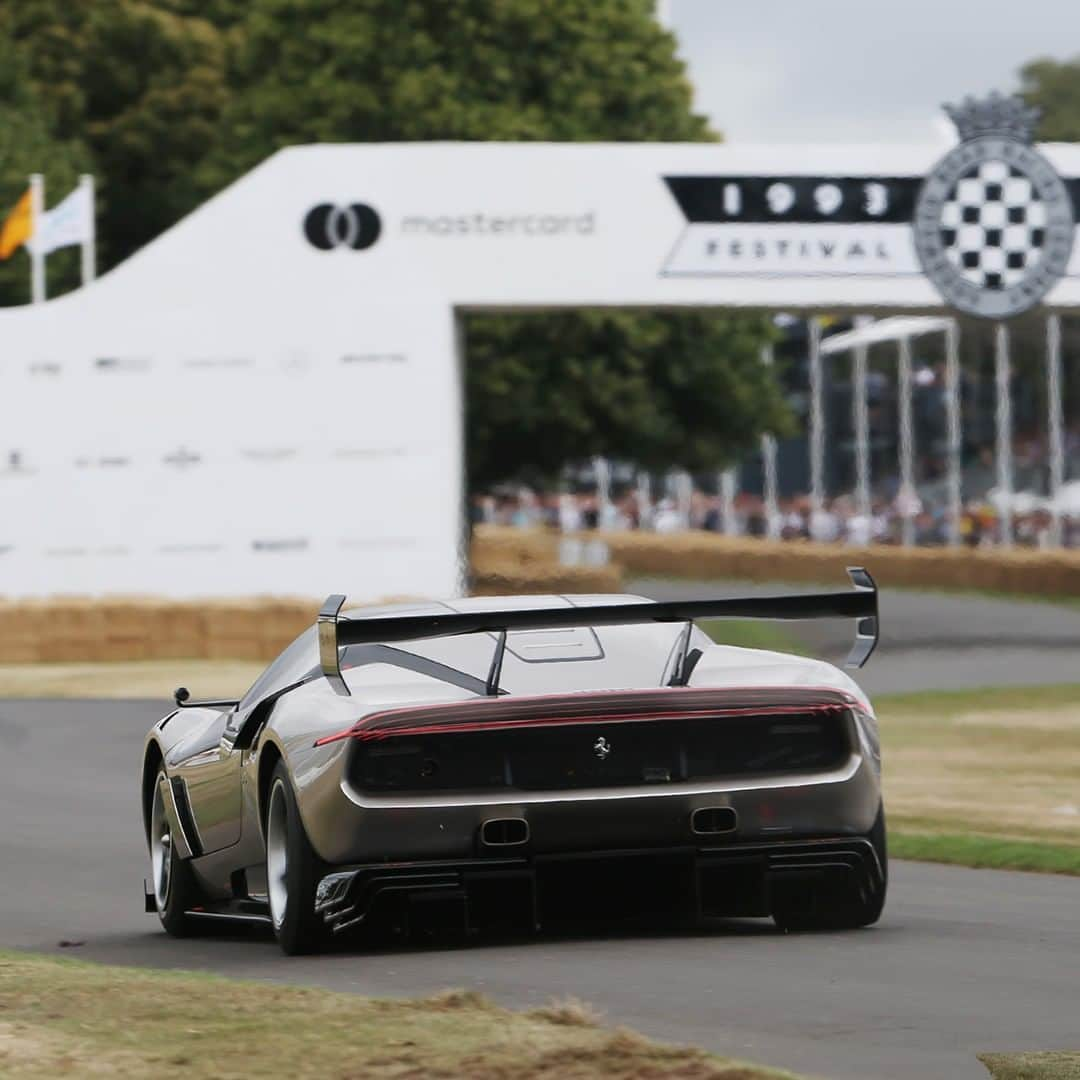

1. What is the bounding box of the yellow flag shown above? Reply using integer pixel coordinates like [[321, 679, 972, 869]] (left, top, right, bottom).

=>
[[0, 189, 34, 260]]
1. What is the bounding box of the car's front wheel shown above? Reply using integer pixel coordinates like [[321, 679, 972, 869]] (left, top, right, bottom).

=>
[[265, 761, 327, 955], [149, 767, 200, 936]]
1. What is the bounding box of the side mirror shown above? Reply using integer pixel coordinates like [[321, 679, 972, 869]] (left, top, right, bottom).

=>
[[174, 686, 240, 710]]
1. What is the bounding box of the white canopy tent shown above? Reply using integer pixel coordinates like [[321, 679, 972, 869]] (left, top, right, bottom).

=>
[[814, 313, 1069, 548], [817, 316, 962, 545]]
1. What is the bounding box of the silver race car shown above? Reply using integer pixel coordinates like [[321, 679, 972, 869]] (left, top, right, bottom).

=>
[[142, 572, 884, 954]]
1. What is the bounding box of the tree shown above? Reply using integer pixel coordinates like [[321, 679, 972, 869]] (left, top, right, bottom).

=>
[[196, 0, 707, 184], [1020, 56, 1080, 141], [466, 310, 787, 490], [0, 27, 92, 305], [3, 0, 229, 266]]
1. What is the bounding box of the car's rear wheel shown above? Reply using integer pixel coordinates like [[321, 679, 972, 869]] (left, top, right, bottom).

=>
[[772, 805, 888, 932], [149, 767, 199, 936], [266, 761, 326, 955]]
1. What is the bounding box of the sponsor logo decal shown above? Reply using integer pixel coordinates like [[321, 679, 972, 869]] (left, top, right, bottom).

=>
[[340, 353, 406, 365], [1, 450, 34, 475], [74, 455, 131, 468], [662, 92, 1078, 318], [94, 356, 151, 372], [182, 356, 254, 370], [28, 360, 62, 376], [162, 446, 202, 469], [662, 174, 921, 276], [303, 203, 382, 250], [401, 212, 595, 236], [251, 537, 309, 553], [240, 447, 297, 462]]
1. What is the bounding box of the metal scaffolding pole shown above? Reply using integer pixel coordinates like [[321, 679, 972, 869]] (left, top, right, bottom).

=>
[[593, 456, 612, 529], [1047, 315, 1065, 547], [29, 173, 45, 304], [719, 467, 739, 536], [808, 317, 825, 515], [760, 342, 780, 539], [995, 323, 1014, 548], [852, 315, 872, 518], [636, 471, 652, 530], [897, 335, 916, 547], [944, 319, 963, 546]]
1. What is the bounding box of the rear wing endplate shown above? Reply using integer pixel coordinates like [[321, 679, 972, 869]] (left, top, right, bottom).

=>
[[316, 567, 878, 697]]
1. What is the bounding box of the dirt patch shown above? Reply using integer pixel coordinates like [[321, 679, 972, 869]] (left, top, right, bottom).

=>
[[951, 706, 1080, 732], [0, 951, 797, 1080]]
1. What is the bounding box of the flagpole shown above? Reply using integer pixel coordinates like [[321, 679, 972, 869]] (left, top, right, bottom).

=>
[[29, 173, 45, 304], [80, 174, 96, 285]]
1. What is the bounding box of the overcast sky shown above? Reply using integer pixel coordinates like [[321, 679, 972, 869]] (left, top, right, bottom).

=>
[[669, 0, 1080, 144]]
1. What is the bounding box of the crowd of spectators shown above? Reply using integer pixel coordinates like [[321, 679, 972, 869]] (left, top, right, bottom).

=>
[[473, 481, 1080, 549]]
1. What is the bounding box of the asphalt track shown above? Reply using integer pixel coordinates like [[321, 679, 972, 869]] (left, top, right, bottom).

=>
[[2, 588, 1079, 1079]]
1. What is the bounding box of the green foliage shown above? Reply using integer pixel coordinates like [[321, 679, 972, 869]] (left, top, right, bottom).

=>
[[1020, 56, 1080, 141], [198, 0, 707, 191], [466, 310, 787, 488], [889, 832, 1080, 876]]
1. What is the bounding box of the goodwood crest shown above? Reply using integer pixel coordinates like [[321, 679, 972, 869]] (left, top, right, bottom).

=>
[[914, 92, 1075, 318]]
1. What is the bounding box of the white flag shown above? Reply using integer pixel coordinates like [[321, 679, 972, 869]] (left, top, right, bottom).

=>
[[27, 182, 93, 256]]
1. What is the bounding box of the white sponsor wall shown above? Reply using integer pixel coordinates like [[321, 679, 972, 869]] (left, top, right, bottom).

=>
[[4, 141, 1080, 597]]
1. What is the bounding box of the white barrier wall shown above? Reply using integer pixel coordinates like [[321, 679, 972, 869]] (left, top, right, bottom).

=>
[[4, 140, 1080, 597]]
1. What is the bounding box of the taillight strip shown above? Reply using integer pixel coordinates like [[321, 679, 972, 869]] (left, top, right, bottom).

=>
[[313, 701, 849, 747]]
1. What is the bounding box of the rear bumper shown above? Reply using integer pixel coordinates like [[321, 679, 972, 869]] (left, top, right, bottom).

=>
[[314, 835, 885, 935], [305, 749, 880, 865]]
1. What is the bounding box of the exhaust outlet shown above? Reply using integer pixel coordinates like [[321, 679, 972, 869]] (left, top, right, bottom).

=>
[[691, 806, 738, 836], [480, 817, 530, 847]]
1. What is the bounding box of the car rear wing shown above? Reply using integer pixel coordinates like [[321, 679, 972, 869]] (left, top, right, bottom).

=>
[[316, 567, 878, 697]]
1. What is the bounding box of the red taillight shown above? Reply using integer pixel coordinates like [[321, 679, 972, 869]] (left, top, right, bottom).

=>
[[313, 694, 852, 747]]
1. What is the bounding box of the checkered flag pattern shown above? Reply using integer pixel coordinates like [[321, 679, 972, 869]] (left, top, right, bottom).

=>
[[939, 160, 1047, 290]]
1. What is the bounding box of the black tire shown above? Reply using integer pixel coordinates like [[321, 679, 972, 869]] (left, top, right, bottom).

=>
[[772, 805, 888, 932], [265, 761, 327, 955], [148, 766, 201, 937]]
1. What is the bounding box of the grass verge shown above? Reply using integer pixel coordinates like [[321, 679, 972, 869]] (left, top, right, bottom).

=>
[[700, 619, 810, 656], [889, 833, 1080, 876], [0, 949, 798, 1079], [979, 1051, 1080, 1079], [877, 684, 1080, 874]]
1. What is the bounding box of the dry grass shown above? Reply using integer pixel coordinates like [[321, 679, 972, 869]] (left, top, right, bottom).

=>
[[979, 1051, 1080, 1079], [878, 685, 1080, 858], [0, 659, 262, 699], [0, 950, 798, 1079]]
